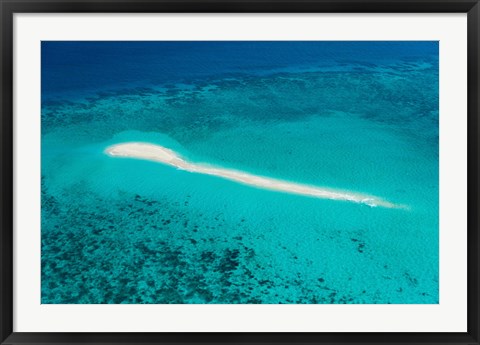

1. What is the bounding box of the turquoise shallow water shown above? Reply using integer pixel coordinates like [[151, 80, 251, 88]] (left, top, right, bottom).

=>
[[41, 42, 438, 304]]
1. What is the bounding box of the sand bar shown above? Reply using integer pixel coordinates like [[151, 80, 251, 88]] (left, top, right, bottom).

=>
[[105, 142, 401, 208]]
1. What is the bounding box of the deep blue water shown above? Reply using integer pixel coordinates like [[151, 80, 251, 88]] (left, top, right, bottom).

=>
[[41, 41, 439, 304], [42, 41, 437, 101]]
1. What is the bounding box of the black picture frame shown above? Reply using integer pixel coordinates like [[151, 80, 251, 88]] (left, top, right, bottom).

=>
[[1, 1, 479, 344]]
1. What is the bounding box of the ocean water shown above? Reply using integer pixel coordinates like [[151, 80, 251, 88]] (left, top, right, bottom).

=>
[[41, 41, 439, 304]]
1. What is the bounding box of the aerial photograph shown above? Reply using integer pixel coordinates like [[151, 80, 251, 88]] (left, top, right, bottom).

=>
[[41, 41, 439, 304]]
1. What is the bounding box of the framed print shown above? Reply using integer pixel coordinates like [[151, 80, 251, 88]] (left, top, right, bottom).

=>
[[1, 1, 479, 344]]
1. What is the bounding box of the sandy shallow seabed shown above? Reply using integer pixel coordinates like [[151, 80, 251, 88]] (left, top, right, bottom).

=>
[[106, 142, 402, 209]]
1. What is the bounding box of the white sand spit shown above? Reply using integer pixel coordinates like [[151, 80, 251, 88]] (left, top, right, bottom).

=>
[[105, 142, 403, 209]]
